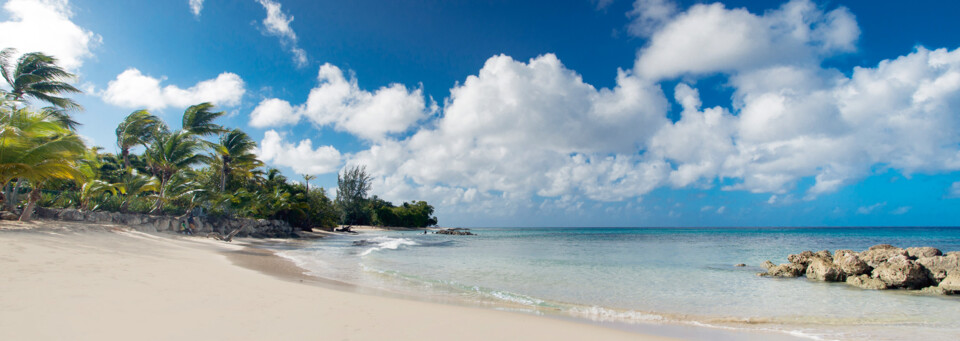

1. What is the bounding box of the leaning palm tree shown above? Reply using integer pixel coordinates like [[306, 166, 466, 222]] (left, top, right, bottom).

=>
[[116, 109, 166, 172], [0, 107, 87, 220], [144, 130, 205, 213], [182, 102, 226, 137], [210, 129, 263, 192], [116, 173, 159, 212], [0, 48, 82, 110], [303, 174, 316, 193]]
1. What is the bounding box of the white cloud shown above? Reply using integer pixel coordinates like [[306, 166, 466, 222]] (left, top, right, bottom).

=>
[[248, 63, 432, 140], [101, 68, 245, 110], [635, 0, 858, 80], [627, 0, 677, 37], [256, 130, 341, 175], [249, 98, 298, 128], [0, 0, 101, 71], [949, 181, 960, 198], [257, 0, 307, 67], [189, 0, 203, 17], [857, 202, 885, 215], [890, 206, 911, 215], [346, 54, 670, 207]]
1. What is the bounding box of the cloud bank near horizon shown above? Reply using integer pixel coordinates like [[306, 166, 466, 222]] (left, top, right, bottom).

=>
[[252, 0, 960, 216]]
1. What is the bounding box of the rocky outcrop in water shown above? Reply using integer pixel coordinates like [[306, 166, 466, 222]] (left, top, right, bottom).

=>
[[760, 244, 960, 295], [436, 228, 475, 235]]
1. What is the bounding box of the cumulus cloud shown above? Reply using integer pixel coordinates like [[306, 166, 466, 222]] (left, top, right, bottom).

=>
[[101, 68, 245, 110], [257, 0, 307, 67], [345, 54, 670, 207], [189, 0, 203, 17], [0, 0, 101, 71], [248, 63, 433, 140], [627, 0, 677, 37], [256, 130, 341, 175], [635, 0, 858, 80]]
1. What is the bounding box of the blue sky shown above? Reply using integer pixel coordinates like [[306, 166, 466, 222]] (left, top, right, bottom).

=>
[[2, 0, 959, 227]]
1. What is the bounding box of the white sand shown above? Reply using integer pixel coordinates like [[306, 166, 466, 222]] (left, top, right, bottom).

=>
[[0, 220, 674, 341]]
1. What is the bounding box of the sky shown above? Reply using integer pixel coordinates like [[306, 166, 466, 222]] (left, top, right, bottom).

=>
[[1, 0, 959, 227]]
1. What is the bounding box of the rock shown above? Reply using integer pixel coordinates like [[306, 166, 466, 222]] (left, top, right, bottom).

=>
[[787, 251, 817, 267], [806, 258, 845, 282], [872, 255, 930, 289], [814, 250, 833, 262], [833, 252, 872, 276], [859, 244, 908, 268], [436, 228, 475, 236], [945, 251, 960, 258], [734, 263, 746, 267], [0, 211, 18, 220], [846, 274, 888, 290], [918, 286, 946, 295], [939, 273, 960, 294], [834, 249, 857, 259], [767, 263, 806, 277], [916, 254, 960, 284], [906, 247, 942, 259], [762, 260, 775, 270]]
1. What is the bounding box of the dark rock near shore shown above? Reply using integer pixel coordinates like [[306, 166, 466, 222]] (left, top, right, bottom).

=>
[[765, 263, 806, 277], [35, 207, 296, 238], [940, 273, 960, 294], [833, 252, 871, 276], [436, 228, 475, 236]]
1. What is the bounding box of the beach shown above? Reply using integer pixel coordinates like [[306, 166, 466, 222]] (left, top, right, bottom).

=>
[[0, 220, 672, 341]]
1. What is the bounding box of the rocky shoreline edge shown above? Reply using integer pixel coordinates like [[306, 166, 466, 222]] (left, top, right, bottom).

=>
[[760, 244, 960, 295]]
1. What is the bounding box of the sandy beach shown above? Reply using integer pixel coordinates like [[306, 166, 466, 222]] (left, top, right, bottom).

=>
[[0, 220, 672, 341]]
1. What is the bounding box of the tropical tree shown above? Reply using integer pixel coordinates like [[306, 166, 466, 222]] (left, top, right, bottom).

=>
[[144, 130, 205, 213], [0, 106, 87, 220], [303, 174, 315, 193], [336, 165, 372, 225], [210, 128, 263, 192], [182, 103, 225, 137], [116, 110, 165, 172], [116, 173, 159, 212], [0, 48, 82, 110]]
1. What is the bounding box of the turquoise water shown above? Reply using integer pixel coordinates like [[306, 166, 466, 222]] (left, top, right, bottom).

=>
[[276, 227, 960, 340]]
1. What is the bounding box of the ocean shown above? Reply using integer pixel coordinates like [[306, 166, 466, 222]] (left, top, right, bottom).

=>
[[273, 227, 960, 340]]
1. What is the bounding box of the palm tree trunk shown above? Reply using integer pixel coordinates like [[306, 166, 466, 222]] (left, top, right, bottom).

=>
[[19, 185, 41, 221], [4, 179, 24, 211], [220, 166, 227, 192], [122, 149, 131, 173], [151, 177, 166, 214]]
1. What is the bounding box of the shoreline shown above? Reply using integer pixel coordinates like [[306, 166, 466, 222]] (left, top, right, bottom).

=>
[[0, 220, 677, 341]]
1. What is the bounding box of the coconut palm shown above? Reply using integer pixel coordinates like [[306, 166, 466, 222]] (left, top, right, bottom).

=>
[[0, 107, 87, 220], [303, 174, 316, 193], [210, 128, 263, 192], [144, 130, 205, 213], [182, 103, 226, 137], [0, 48, 82, 110], [116, 173, 159, 212], [116, 110, 165, 172]]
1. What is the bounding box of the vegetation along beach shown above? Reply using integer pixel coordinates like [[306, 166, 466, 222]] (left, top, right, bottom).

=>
[[3, 0, 960, 340]]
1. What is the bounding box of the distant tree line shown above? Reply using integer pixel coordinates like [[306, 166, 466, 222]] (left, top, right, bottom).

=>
[[336, 165, 438, 227]]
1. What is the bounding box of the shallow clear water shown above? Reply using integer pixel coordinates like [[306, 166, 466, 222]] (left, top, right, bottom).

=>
[[276, 227, 960, 340]]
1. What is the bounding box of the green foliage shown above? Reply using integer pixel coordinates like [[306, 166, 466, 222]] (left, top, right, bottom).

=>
[[336, 165, 372, 225], [370, 199, 438, 227]]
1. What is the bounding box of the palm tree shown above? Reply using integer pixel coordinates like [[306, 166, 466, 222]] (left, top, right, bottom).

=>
[[0, 48, 82, 110], [303, 174, 315, 193], [182, 103, 226, 137], [116, 110, 165, 172], [144, 130, 205, 213], [0, 106, 87, 220], [116, 173, 159, 212], [211, 129, 263, 192]]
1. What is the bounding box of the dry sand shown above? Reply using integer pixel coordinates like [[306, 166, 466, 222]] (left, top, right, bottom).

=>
[[0, 220, 674, 341]]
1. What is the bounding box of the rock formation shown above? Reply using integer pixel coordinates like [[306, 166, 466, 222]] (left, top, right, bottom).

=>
[[760, 244, 959, 295], [34, 207, 296, 238]]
